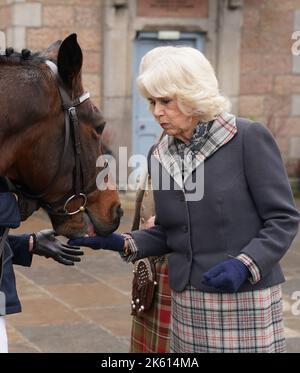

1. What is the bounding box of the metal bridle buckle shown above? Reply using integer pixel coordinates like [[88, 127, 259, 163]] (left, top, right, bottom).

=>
[[63, 193, 87, 215]]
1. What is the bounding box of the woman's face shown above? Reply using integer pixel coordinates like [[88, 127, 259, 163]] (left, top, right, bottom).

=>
[[148, 97, 199, 142]]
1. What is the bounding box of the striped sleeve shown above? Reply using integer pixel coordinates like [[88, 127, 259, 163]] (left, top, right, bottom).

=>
[[237, 253, 261, 284], [119, 233, 139, 262]]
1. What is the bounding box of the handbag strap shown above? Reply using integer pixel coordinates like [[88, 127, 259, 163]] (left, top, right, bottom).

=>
[[131, 186, 146, 231], [131, 130, 165, 231]]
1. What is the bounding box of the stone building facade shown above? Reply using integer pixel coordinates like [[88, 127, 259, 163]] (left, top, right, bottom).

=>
[[0, 0, 103, 108], [0, 0, 300, 185]]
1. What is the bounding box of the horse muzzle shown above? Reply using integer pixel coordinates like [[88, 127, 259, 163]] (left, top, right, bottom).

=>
[[84, 205, 123, 237]]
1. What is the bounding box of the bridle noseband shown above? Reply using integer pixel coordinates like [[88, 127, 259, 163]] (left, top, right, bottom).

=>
[[7, 60, 95, 216]]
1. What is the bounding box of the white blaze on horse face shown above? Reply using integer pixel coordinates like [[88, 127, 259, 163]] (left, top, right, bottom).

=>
[[0, 31, 6, 55]]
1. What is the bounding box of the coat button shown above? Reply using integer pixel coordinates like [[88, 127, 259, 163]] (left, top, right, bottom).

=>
[[182, 226, 188, 233], [186, 252, 191, 261]]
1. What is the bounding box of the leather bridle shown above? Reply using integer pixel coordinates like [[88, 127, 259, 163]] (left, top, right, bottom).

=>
[[6, 60, 97, 217]]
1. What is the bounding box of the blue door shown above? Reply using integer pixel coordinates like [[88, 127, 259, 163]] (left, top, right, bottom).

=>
[[132, 32, 204, 158]]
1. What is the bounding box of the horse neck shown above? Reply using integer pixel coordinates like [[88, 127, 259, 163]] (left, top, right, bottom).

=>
[[0, 115, 62, 180], [0, 71, 64, 179]]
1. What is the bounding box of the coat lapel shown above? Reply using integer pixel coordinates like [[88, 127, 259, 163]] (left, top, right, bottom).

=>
[[152, 112, 237, 190], [153, 135, 183, 189]]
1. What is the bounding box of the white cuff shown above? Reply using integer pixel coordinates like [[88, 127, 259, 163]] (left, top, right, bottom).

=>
[[237, 253, 261, 284]]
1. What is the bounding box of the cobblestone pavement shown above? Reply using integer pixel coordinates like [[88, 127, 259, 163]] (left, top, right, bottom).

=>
[[5, 194, 300, 353]]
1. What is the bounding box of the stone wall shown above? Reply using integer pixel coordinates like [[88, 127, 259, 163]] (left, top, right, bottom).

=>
[[1, 0, 300, 180], [239, 0, 300, 179], [0, 0, 103, 108]]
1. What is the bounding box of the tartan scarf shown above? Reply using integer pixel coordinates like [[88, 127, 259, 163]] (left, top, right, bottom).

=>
[[152, 112, 237, 189], [172, 120, 214, 160]]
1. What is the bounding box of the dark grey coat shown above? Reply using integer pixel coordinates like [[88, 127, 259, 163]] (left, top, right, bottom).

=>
[[0, 234, 32, 315], [131, 118, 300, 292]]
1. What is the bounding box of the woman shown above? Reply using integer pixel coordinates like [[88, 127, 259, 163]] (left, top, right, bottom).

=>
[[0, 178, 82, 353], [69, 46, 300, 353], [130, 171, 171, 353]]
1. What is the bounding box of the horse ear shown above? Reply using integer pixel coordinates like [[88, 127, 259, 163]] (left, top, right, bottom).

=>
[[57, 33, 83, 89]]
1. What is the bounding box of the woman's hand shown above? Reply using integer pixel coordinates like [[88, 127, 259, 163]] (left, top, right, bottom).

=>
[[144, 216, 155, 229], [68, 233, 125, 252], [202, 258, 250, 292]]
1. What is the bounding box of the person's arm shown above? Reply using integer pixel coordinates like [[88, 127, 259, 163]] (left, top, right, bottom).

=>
[[8, 234, 33, 266], [240, 122, 300, 279], [68, 218, 171, 262], [202, 122, 300, 292], [127, 223, 170, 260], [0, 192, 21, 229]]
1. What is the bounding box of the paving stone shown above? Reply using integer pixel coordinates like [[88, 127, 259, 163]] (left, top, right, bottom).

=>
[[78, 251, 132, 277], [102, 273, 132, 295], [43, 282, 130, 309], [6, 323, 28, 345], [284, 318, 300, 334], [282, 278, 300, 297], [285, 326, 300, 339], [7, 299, 83, 327], [286, 338, 300, 353], [17, 323, 129, 353], [13, 272, 48, 301], [9, 343, 40, 353], [281, 250, 300, 271], [79, 305, 132, 338], [16, 264, 97, 286]]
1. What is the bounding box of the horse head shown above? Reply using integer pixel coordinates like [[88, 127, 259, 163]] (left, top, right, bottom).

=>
[[0, 34, 123, 238]]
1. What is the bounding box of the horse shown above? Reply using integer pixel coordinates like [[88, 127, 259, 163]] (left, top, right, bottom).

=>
[[0, 33, 123, 238]]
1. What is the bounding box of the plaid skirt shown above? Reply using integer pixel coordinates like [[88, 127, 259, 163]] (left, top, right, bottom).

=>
[[170, 285, 286, 353], [130, 256, 171, 353]]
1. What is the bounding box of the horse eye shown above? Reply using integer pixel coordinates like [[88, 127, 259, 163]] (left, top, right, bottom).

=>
[[95, 121, 106, 135], [95, 126, 104, 135]]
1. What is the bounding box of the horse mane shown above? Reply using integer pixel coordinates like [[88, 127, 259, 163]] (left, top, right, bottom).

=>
[[0, 47, 46, 66]]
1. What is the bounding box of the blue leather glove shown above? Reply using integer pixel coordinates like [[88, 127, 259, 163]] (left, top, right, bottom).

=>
[[202, 258, 250, 292], [68, 233, 125, 252]]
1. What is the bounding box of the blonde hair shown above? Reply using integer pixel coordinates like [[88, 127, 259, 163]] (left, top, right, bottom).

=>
[[137, 46, 231, 122]]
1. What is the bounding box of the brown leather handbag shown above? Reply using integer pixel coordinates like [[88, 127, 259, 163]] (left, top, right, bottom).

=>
[[131, 257, 157, 316], [130, 131, 165, 317]]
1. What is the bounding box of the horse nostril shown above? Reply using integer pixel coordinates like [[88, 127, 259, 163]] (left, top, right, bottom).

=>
[[117, 206, 124, 218], [112, 204, 123, 221]]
